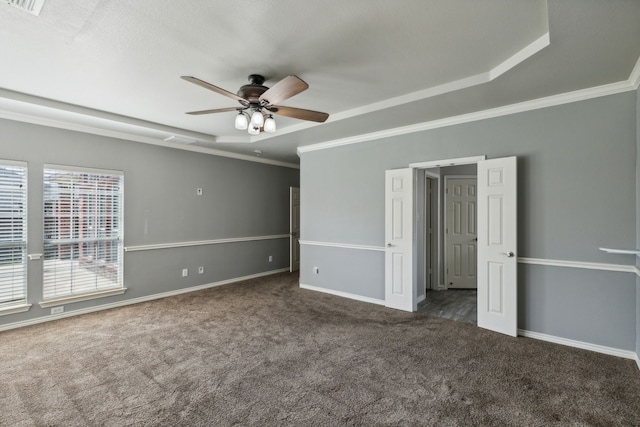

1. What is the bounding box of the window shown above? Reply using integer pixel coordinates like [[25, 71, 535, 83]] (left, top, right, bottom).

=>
[[43, 166, 123, 301], [0, 161, 28, 310]]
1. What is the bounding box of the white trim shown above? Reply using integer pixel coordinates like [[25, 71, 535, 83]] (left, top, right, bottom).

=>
[[518, 329, 637, 362], [299, 283, 385, 306], [124, 234, 289, 252], [629, 56, 640, 89], [297, 79, 637, 156], [0, 303, 31, 316], [636, 353, 640, 371], [488, 33, 550, 80], [298, 240, 385, 252], [599, 247, 640, 256], [410, 156, 486, 169], [0, 268, 288, 332], [44, 163, 123, 176], [0, 89, 299, 170], [0, 158, 28, 167], [416, 294, 426, 304], [249, 33, 550, 145], [39, 288, 127, 308], [517, 257, 637, 274], [299, 241, 638, 275]]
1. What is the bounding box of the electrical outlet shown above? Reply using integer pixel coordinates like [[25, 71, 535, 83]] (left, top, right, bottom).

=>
[[198, 266, 204, 274], [268, 255, 273, 262], [313, 267, 319, 274], [196, 188, 203, 196], [182, 268, 188, 277], [51, 306, 64, 315]]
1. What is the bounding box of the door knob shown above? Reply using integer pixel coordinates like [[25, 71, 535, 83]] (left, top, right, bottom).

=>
[[500, 251, 515, 258]]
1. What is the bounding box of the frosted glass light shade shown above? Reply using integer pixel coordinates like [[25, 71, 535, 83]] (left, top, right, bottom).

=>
[[250, 110, 264, 127], [264, 116, 276, 133], [234, 112, 248, 130], [248, 126, 260, 135]]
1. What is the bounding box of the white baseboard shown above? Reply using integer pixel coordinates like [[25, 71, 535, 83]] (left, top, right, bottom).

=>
[[416, 294, 426, 304], [0, 268, 290, 333], [636, 353, 640, 371], [299, 283, 385, 306], [518, 329, 638, 364]]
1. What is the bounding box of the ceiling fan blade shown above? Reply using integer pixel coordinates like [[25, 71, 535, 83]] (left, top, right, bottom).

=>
[[186, 107, 240, 115], [259, 75, 309, 105], [181, 76, 247, 104], [270, 105, 329, 123]]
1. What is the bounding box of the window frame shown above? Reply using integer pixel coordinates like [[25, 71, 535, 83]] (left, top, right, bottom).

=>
[[0, 159, 30, 316], [40, 164, 125, 306]]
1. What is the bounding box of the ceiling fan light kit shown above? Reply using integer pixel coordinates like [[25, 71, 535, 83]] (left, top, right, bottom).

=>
[[264, 115, 276, 133], [234, 111, 249, 130], [251, 110, 264, 127], [181, 74, 329, 135]]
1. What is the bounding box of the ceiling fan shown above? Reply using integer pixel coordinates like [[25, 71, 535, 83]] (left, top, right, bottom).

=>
[[181, 74, 329, 135]]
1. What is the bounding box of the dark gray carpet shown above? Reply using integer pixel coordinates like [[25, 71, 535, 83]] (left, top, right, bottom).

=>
[[1, 272, 639, 426]]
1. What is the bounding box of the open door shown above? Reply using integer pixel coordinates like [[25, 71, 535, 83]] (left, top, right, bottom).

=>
[[477, 157, 517, 336], [290, 187, 300, 272], [384, 168, 415, 311]]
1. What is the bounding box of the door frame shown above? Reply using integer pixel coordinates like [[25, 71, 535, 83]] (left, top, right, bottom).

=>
[[289, 186, 300, 272], [443, 174, 477, 290], [423, 171, 441, 294]]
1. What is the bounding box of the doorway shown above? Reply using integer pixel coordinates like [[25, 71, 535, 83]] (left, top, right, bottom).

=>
[[290, 187, 300, 272], [418, 166, 478, 324], [384, 156, 518, 336]]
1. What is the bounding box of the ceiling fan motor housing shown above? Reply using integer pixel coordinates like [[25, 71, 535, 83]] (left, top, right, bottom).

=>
[[237, 74, 269, 105]]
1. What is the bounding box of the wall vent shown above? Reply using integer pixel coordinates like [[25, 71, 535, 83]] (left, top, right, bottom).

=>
[[7, 0, 46, 16]]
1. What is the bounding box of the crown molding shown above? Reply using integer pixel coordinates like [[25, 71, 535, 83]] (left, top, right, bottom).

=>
[[297, 59, 639, 156], [0, 91, 299, 169], [245, 32, 550, 144]]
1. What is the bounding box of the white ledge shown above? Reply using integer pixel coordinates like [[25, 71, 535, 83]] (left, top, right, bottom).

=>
[[39, 288, 126, 308], [0, 303, 32, 317], [518, 257, 637, 274], [599, 247, 640, 256]]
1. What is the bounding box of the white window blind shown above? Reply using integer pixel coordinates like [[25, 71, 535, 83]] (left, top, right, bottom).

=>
[[0, 161, 28, 308], [43, 167, 123, 300]]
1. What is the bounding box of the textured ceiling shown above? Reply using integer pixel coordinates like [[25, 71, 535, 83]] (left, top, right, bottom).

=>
[[0, 0, 639, 165]]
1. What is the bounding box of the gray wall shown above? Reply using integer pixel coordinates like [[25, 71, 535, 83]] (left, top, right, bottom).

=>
[[0, 118, 298, 327], [301, 91, 638, 351]]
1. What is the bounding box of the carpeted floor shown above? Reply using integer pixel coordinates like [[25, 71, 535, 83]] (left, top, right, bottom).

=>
[[1, 272, 639, 426]]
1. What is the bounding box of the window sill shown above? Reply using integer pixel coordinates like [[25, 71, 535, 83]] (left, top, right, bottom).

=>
[[39, 288, 127, 308], [0, 303, 32, 317]]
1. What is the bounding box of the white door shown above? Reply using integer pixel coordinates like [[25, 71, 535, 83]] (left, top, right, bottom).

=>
[[445, 178, 477, 289], [384, 168, 414, 311], [477, 157, 517, 336], [290, 187, 300, 272]]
